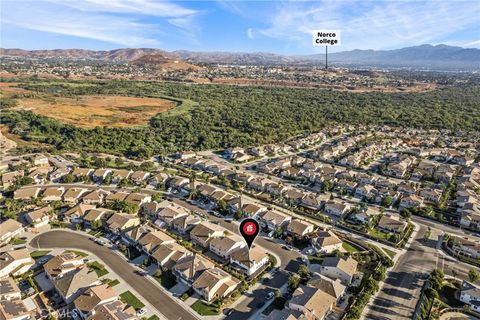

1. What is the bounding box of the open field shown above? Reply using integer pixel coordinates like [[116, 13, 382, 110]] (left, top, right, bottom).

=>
[[1, 82, 176, 128], [15, 95, 176, 128]]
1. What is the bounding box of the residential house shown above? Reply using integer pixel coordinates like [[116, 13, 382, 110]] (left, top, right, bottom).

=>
[[124, 193, 151, 206], [192, 267, 240, 302], [32, 154, 49, 166], [450, 236, 480, 259], [460, 211, 480, 231], [63, 204, 96, 223], [300, 193, 327, 211], [73, 284, 118, 319], [419, 188, 443, 204], [72, 168, 93, 180], [25, 206, 52, 228], [265, 182, 287, 197], [352, 207, 379, 225], [308, 273, 346, 301], [241, 203, 268, 217], [0, 299, 30, 320], [0, 277, 21, 300], [105, 191, 129, 202], [176, 151, 196, 160], [289, 285, 335, 320], [156, 203, 190, 226], [2, 171, 23, 189], [89, 300, 137, 320], [354, 185, 377, 200], [130, 171, 150, 184], [0, 249, 34, 278], [105, 213, 140, 234], [173, 254, 215, 285], [283, 189, 306, 205], [190, 222, 226, 248], [92, 169, 112, 183], [42, 187, 65, 202], [0, 219, 25, 245], [319, 256, 358, 284], [63, 188, 88, 203], [172, 215, 201, 234], [209, 235, 246, 260], [49, 167, 71, 183], [399, 194, 424, 210], [257, 210, 292, 231], [44, 252, 85, 280], [13, 187, 40, 200], [28, 166, 53, 184], [459, 281, 480, 313], [377, 215, 407, 234], [110, 169, 132, 184], [82, 189, 109, 205], [151, 243, 192, 269], [397, 182, 417, 195], [137, 230, 175, 254], [141, 200, 172, 218], [287, 219, 315, 238], [52, 267, 101, 304], [323, 201, 351, 217], [312, 231, 343, 254], [83, 208, 112, 228], [167, 176, 190, 191], [149, 172, 168, 187], [247, 178, 270, 192], [230, 246, 269, 276]]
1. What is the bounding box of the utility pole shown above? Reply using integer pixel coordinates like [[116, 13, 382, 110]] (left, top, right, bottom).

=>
[[325, 45, 328, 71]]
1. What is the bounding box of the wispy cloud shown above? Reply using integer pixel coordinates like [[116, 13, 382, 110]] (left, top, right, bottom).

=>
[[247, 0, 480, 51], [1, 0, 200, 47]]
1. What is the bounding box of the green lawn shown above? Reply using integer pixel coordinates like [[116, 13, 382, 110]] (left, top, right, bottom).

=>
[[65, 250, 88, 257], [49, 221, 69, 229], [146, 316, 160, 320], [30, 250, 51, 259], [369, 228, 391, 241], [120, 291, 145, 310], [10, 238, 27, 245], [191, 300, 219, 316], [87, 261, 109, 277], [104, 279, 120, 287], [342, 242, 359, 253], [308, 255, 323, 265], [382, 248, 397, 259], [88, 230, 104, 238]]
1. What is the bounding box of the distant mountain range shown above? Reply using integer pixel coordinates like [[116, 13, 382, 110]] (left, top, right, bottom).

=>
[[1, 44, 479, 70]]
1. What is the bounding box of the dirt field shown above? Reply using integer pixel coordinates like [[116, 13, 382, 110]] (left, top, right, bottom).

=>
[[1, 83, 176, 128]]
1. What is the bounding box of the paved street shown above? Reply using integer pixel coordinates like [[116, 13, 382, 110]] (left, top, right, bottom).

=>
[[362, 224, 475, 320], [225, 271, 289, 320], [30, 230, 198, 320]]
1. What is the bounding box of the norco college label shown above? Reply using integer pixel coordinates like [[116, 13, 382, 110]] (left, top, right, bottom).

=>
[[313, 30, 341, 46]]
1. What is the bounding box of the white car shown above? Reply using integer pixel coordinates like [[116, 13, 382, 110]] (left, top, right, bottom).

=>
[[265, 292, 275, 300], [136, 308, 146, 317]]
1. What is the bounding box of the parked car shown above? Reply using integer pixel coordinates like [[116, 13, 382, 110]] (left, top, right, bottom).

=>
[[136, 308, 146, 317], [94, 239, 107, 246], [265, 292, 275, 300]]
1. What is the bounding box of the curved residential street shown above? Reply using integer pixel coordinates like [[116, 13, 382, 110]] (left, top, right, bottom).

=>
[[30, 230, 198, 320]]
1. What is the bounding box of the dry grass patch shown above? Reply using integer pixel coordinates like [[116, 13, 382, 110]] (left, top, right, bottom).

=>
[[13, 94, 175, 128]]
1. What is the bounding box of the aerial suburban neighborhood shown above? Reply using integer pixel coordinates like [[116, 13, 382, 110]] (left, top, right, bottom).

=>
[[1, 1, 480, 320], [1, 123, 479, 320]]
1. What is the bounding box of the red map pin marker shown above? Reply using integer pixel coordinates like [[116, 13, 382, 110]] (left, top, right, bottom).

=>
[[240, 218, 260, 249]]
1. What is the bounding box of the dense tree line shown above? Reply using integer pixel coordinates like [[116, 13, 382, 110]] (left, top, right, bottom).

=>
[[1, 80, 479, 159]]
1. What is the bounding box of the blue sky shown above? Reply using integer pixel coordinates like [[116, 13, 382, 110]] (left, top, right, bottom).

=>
[[1, 0, 479, 54]]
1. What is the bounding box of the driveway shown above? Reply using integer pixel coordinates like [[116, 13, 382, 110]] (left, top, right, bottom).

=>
[[30, 230, 198, 320]]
